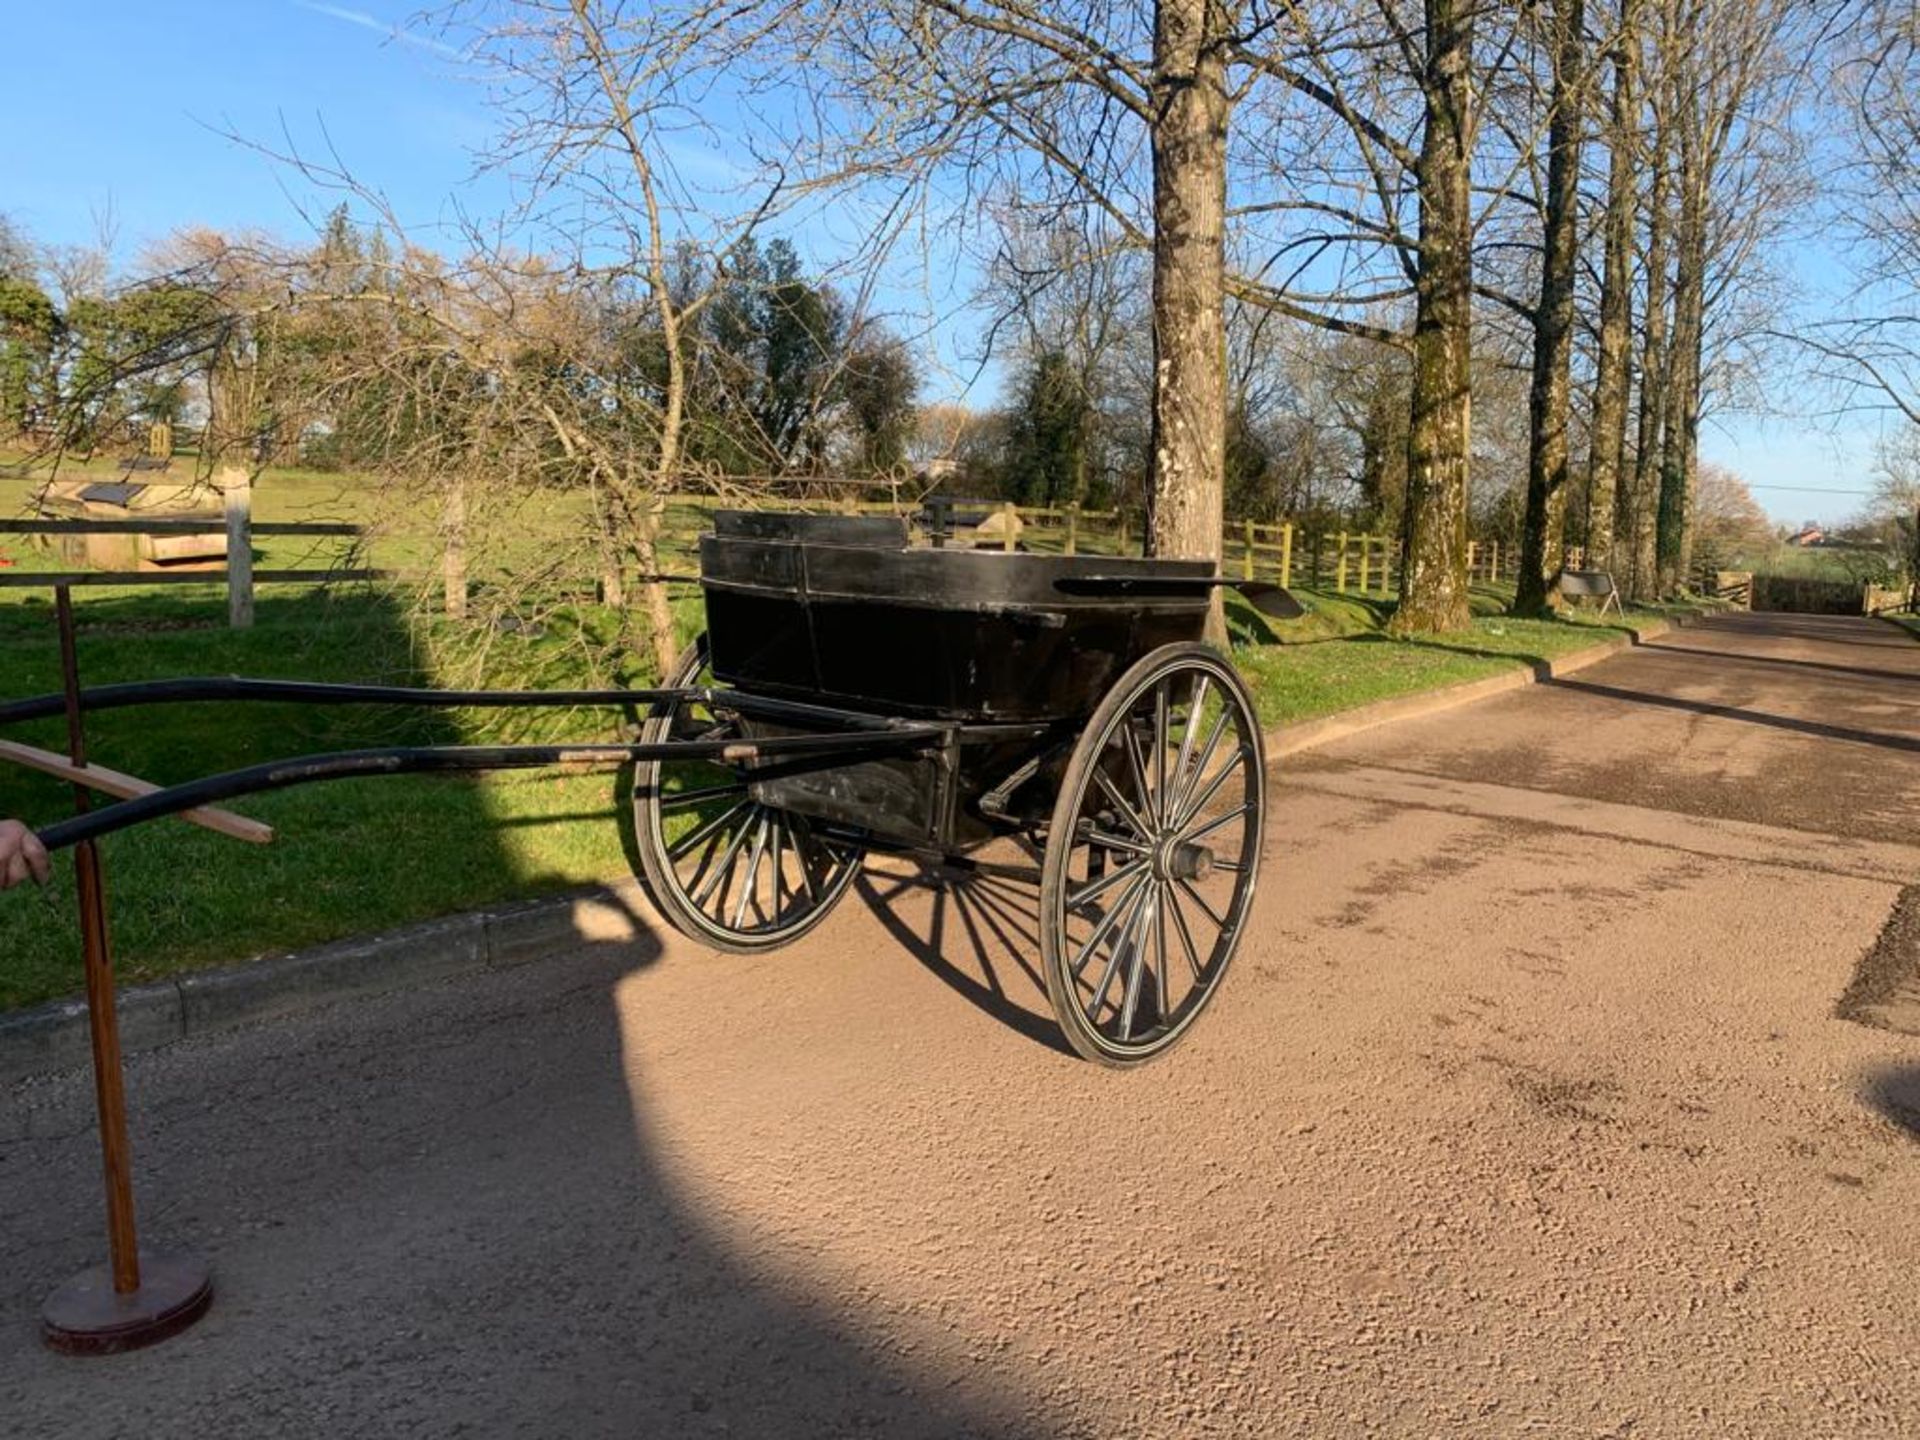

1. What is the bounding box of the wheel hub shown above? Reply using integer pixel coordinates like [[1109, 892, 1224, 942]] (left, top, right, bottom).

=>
[[1152, 835, 1214, 883]]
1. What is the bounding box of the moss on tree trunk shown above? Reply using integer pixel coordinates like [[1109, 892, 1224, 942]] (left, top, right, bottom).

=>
[[1515, 0, 1586, 619], [1393, 0, 1475, 637]]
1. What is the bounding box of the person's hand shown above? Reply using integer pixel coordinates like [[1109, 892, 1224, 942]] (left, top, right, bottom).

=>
[[0, 820, 50, 890]]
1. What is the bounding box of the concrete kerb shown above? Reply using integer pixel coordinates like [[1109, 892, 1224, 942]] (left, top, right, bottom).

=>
[[1264, 615, 1675, 759], [0, 879, 657, 1083], [0, 615, 1680, 1081]]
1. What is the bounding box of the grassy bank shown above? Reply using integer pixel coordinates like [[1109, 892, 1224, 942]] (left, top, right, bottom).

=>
[[0, 587, 695, 1010], [1228, 582, 1690, 725], [0, 571, 1690, 1012]]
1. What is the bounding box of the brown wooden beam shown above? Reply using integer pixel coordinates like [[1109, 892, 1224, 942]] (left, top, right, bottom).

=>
[[0, 740, 274, 845]]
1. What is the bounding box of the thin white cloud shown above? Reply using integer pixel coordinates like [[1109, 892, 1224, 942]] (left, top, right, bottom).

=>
[[293, 1, 464, 60]]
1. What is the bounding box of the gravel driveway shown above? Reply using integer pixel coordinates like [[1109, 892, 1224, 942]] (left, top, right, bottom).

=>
[[4, 612, 1918, 1438]]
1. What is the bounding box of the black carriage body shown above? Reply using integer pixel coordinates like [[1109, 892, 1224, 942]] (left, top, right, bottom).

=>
[[699, 511, 1212, 849]]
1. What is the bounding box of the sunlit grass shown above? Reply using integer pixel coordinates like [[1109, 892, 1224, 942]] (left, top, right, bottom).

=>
[[0, 519, 1706, 1011], [1225, 580, 1695, 727]]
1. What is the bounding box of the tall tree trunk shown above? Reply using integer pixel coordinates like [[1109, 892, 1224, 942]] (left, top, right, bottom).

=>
[[1148, 0, 1233, 645], [1516, 0, 1587, 616], [1394, 0, 1477, 635], [1586, 0, 1638, 575], [1625, 87, 1671, 603], [1657, 98, 1705, 595]]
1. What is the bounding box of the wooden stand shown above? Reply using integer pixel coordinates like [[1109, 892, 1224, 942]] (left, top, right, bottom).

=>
[[39, 586, 212, 1355]]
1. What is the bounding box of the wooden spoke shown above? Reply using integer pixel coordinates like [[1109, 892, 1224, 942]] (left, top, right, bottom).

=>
[[1169, 708, 1230, 824], [1122, 718, 1155, 827], [1093, 766, 1153, 842], [1088, 884, 1151, 1020], [1176, 876, 1227, 931], [1179, 803, 1252, 846], [635, 633, 863, 951], [1171, 674, 1210, 806], [691, 805, 758, 908], [1067, 857, 1147, 911], [1040, 648, 1265, 1065], [1084, 826, 1151, 856], [1116, 888, 1157, 1041], [769, 819, 786, 925], [1152, 682, 1170, 824], [1071, 872, 1150, 977], [1172, 748, 1248, 832], [667, 798, 750, 863], [658, 780, 746, 810], [730, 812, 771, 931], [1167, 884, 1203, 979]]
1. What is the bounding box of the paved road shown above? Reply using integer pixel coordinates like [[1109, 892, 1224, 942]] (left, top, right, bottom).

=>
[[5, 613, 1920, 1437]]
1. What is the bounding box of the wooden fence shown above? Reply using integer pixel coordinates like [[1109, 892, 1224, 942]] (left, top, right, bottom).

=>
[[2, 482, 1527, 629], [0, 473, 379, 629]]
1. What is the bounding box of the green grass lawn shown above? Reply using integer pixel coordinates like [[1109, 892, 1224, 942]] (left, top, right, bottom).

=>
[[0, 523, 1700, 1011], [0, 586, 711, 1010], [1226, 581, 1691, 725]]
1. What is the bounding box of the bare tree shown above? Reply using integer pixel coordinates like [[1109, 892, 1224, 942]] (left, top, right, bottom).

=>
[[1806, 3, 1920, 431], [1513, 0, 1590, 616], [1647, 0, 1817, 593], [1584, 0, 1639, 578]]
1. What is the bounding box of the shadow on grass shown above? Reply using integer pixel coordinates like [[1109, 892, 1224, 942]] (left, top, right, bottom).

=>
[[0, 585, 638, 1008]]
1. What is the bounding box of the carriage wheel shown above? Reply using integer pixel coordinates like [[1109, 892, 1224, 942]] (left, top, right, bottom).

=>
[[632, 635, 862, 952], [1039, 643, 1266, 1066]]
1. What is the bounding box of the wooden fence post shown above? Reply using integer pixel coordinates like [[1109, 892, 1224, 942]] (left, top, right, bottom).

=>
[[1065, 504, 1079, 556], [1468, 540, 1478, 581], [1357, 534, 1371, 593], [1336, 531, 1350, 593], [1491, 541, 1501, 584], [220, 466, 253, 630], [1242, 519, 1255, 580], [443, 475, 469, 620], [1280, 523, 1294, 588], [1002, 500, 1016, 553]]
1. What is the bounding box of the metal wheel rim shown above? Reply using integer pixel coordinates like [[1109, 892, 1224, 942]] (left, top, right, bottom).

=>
[[1049, 655, 1263, 1059], [636, 644, 861, 946]]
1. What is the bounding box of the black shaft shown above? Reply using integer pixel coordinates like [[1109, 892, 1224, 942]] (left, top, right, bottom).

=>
[[0, 676, 942, 733], [0, 677, 676, 727], [32, 729, 945, 854]]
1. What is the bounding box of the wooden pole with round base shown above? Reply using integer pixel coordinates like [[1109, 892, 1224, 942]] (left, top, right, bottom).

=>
[[43, 1253, 214, 1356], [40, 587, 212, 1354]]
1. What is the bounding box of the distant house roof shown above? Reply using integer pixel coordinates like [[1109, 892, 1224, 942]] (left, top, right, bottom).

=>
[[1789, 525, 1825, 546]]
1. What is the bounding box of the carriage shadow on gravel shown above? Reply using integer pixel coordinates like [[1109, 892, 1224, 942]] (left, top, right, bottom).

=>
[[855, 859, 1078, 1058], [1861, 1065, 1920, 1143]]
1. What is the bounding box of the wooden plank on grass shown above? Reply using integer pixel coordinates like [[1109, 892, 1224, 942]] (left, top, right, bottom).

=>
[[0, 740, 276, 845]]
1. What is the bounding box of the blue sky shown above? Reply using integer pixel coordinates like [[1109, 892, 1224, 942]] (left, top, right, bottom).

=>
[[0, 1, 1891, 524], [1, 3, 499, 253]]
